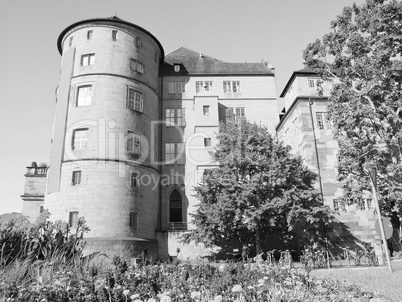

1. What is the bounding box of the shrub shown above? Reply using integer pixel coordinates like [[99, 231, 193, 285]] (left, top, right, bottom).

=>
[[0, 259, 388, 301], [0, 211, 89, 266]]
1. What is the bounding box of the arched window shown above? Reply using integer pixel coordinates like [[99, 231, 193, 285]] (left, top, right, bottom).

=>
[[169, 189, 182, 223]]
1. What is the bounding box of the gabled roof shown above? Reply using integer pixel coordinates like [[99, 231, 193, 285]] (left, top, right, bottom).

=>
[[163, 47, 274, 75], [280, 62, 336, 97], [279, 67, 318, 98]]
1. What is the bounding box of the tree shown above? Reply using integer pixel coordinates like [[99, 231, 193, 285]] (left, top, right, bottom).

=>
[[183, 120, 334, 254], [303, 0, 402, 225]]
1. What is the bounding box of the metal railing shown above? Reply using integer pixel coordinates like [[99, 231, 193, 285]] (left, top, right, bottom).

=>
[[168, 222, 188, 231]]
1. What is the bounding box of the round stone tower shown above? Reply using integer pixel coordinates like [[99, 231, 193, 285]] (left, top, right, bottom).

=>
[[45, 17, 164, 257]]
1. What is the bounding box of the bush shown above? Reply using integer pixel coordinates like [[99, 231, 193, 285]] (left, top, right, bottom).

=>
[[0, 258, 388, 301], [0, 211, 89, 266]]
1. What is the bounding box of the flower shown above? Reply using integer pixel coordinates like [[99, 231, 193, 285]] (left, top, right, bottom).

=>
[[218, 264, 226, 272], [123, 289, 130, 296], [160, 296, 171, 302], [231, 284, 242, 292], [214, 295, 223, 302], [191, 291, 201, 300], [131, 294, 140, 300], [146, 299, 156, 302]]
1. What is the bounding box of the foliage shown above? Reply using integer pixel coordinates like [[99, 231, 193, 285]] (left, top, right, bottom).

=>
[[302, 0, 402, 223], [183, 119, 335, 254], [0, 257, 390, 302], [0, 210, 89, 267]]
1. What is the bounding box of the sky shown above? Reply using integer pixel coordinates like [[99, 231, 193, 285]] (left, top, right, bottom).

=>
[[0, 0, 365, 215]]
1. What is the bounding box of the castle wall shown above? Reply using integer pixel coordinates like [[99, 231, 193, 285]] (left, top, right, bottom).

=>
[[277, 77, 380, 249], [21, 165, 47, 222], [45, 19, 164, 254]]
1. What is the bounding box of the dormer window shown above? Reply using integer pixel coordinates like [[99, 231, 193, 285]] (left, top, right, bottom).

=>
[[174, 64, 180, 72], [112, 30, 118, 41]]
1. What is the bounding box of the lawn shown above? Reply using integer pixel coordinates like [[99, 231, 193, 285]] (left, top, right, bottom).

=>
[[310, 260, 402, 302]]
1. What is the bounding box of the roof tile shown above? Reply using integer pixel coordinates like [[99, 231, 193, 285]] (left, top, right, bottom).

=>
[[163, 47, 274, 75]]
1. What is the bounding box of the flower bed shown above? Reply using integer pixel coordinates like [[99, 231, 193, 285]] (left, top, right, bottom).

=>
[[0, 257, 388, 301]]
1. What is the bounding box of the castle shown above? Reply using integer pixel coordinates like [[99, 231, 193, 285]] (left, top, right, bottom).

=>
[[20, 16, 393, 261]]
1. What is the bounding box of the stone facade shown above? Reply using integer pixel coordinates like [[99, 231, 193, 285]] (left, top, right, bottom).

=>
[[276, 68, 391, 258], [21, 163, 47, 222], [45, 17, 164, 256], [158, 48, 279, 259], [23, 17, 395, 261], [39, 17, 279, 260]]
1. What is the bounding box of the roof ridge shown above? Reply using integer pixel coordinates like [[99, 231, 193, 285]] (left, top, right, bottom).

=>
[[165, 47, 224, 62]]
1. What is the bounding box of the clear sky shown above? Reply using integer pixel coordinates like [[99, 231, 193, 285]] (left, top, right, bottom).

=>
[[0, 0, 365, 215]]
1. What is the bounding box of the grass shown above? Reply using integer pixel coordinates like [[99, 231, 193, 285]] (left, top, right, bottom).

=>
[[310, 260, 402, 302]]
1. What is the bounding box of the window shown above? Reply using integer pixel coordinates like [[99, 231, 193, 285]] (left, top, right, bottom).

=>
[[135, 37, 142, 48], [130, 59, 144, 74], [178, 82, 185, 93], [357, 198, 366, 210], [165, 143, 186, 164], [317, 113, 324, 130], [112, 30, 117, 41], [69, 211, 79, 227], [168, 82, 185, 94], [166, 108, 186, 126], [203, 106, 210, 115], [233, 81, 240, 92], [72, 129, 88, 150], [333, 199, 340, 211], [223, 81, 232, 93], [316, 112, 331, 130], [225, 107, 234, 121], [204, 81, 213, 91], [69, 36, 73, 46], [165, 143, 175, 164], [309, 78, 316, 88], [204, 138, 212, 147], [176, 108, 186, 126], [174, 64, 180, 72], [130, 212, 138, 228], [223, 81, 241, 93], [127, 88, 143, 112], [130, 172, 139, 188], [196, 81, 204, 93], [169, 190, 182, 223], [196, 81, 213, 93], [236, 107, 245, 119], [197, 168, 206, 183], [333, 198, 346, 211], [168, 82, 176, 94], [76, 85, 92, 106], [366, 198, 372, 209], [72, 171, 81, 186], [81, 54, 95, 66], [166, 109, 175, 126], [127, 132, 142, 154], [87, 30, 93, 40]]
